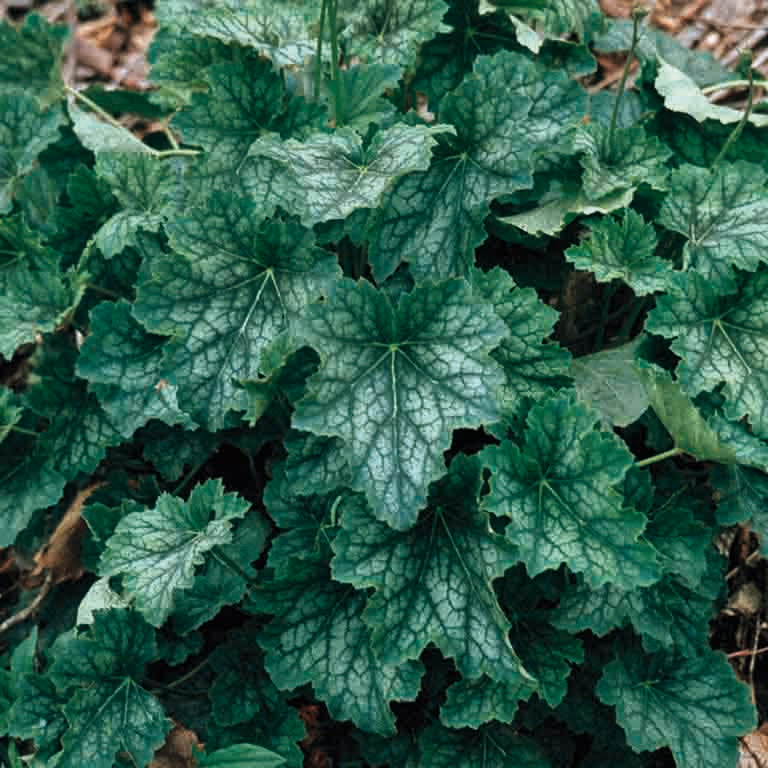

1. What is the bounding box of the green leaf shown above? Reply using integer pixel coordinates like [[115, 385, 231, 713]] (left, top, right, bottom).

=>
[[0, 14, 68, 105], [570, 338, 649, 429], [655, 58, 768, 127], [636, 363, 740, 463], [333, 63, 401, 131], [77, 300, 194, 437], [172, 47, 300, 174], [496, 177, 634, 237], [495, 565, 584, 708], [565, 210, 671, 295], [440, 673, 537, 728], [165, 0, 318, 67], [208, 625, 285, 729], [294, 278, 506, 529], [69, 106, 152, 155], [99, 479, 252, 626], [339, 0, 449, 67], [92, 152, 177, 258], [0, 90, 64, 214], [657, 161, 768, 292], [257, 560, 423, 735], [371, 49, 586, 281], [0, 389, 23, 444], [171, 509, 269, 633], [469, 267, 571, 416], [597, 647, 755, 767], [575, 123, 671, 201], [646, 270, 768, 439], [134, 204, 339, 430], [48, 609, 170, 768], [481, 393, 659, 588], [418, 722, 549, 767], [0, 433, 66, 546], [7, 672, 67, 758], [332, 455, 534, 686], [714, 464, 768, 553], [199, 744, 287, 768], [504, 0, 598, 40], [553, 568, 718, 656], [249, 123, 445, 226]]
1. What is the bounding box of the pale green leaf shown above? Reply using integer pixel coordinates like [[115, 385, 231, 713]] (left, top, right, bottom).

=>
[[294, 278, 506, 529], [258, 560, 422, 735], [570, 338, 649, 428], [249, 123, 445, 226], [655, 58, 768, 127], [134, 203, 339, 429], [332, 456, 535, 685], [99, 479, 252, 626]]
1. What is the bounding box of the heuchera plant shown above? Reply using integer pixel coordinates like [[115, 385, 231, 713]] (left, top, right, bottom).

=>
[[2, 0, 768, 765]]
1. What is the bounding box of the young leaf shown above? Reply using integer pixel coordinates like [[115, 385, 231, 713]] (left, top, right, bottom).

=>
[[134, 203, 339, 429], [332, 63, 401, 131], [171, 509, 269, 634], [48, 609, 170, 768], [657, 161, 768, 293], [597, 646, 756, 767], [332, 455, 534, 686], [99, 479, 253, 627], [565, 210, 671, 294], [646, 270, 768, 439], [481, 393, 659, 588], [256, 560, 423, 735], [294, 278, 506, 529], [249, 123, 446, 226]]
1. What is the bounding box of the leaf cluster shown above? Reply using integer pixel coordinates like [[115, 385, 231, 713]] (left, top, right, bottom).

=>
[[1, 1, 766, 766]]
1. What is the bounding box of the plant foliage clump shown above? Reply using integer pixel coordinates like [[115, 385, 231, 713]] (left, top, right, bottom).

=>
[[0, 1, 766, 766]]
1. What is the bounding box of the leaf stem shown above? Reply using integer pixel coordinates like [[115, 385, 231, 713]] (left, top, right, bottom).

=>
[[711, 51, 755, 170], [144, 656, 210, 691], [701, 78, 768, 95], [170, 458, 208, 497], [9, 425, 41, 437], [328, 0, 344, 126], [66, 84, 200, 160], [314, 0, 327, 101], [634, 447, 684, 468], [65, 83, 126, 132], [607, 7, 647, 157], [210, 546, 253, 584]]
